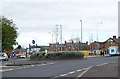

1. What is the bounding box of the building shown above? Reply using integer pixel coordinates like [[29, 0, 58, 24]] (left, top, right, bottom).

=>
[[89, 36, 120, 54], [49, 41, 89, 52]]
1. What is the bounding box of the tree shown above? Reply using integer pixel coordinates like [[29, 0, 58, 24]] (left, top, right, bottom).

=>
[[0, 16, 18, 51]]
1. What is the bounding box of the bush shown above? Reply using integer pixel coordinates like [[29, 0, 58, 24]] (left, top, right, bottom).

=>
[[30, 51, 84, 60]]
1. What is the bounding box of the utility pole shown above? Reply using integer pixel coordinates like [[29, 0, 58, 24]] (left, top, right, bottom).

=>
[[60, 25, 62, 44], [55, 24, 58, 51], [80, 20, 82, 51], [80, 20, 82, 42], [96, 22, 103, 41]]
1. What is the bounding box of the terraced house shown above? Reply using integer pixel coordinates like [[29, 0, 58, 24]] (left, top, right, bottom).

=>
[[49, 41, 89, 51]]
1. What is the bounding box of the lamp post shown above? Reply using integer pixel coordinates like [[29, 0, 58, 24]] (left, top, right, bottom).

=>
[[80, 20, 82, 42], [96, 22, 103, 41], [60, 25, 62, 44], [96, 22, 103, 50], [49, 32, 53, 43], [55, 24, 58, 51], [80, 20, 82, 51]]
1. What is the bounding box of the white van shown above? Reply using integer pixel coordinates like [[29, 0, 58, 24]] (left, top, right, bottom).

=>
[[108, 46, 119, 56], [0, 53, 8, 61]]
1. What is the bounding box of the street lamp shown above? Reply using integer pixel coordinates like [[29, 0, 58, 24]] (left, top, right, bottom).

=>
[[80, 20, 82, 42], [49, 32, 53, 43], [96, 22, 103, 50], [96, 22, 103, 41], [80, 20, 82, 51]]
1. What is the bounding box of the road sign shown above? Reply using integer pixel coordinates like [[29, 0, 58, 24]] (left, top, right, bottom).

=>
[[32, 40, 35, 44], [12, 51, 16, 57]]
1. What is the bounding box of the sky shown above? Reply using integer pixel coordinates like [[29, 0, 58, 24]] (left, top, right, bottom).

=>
[[0, 0, 119, 48]]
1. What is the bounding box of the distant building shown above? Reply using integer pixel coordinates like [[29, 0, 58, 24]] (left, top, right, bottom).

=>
[[89, 36, 120, 53], [49, 41, 89, 52], [29, 44, 49, 52]]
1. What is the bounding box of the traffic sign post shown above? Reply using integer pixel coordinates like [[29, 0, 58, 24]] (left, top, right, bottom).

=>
[[12, 51, 16, 64]]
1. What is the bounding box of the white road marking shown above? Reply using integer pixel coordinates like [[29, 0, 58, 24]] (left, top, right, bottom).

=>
[[53, 67, 90, 79], [68, 71, 76, 74], [76, 69, 82, 72], [77, 66, 93, 77], [31, 65, 35, 67], [82, 68, 87, 70], [60, 74, 68, 77], [49, 63, 54, 64], [41, 64, 47, 66], [96, 63, 108, 67], [0, 69, 13, 72], [23, 67, 27, 68]]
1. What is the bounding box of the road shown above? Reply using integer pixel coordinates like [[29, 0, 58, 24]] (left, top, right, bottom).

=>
[[1, 56, 119, 79]]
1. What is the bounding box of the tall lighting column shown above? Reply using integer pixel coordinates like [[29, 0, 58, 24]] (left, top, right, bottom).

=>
[[60, 25, 62, 44], [80, 20, 82, 42], [80, 20, 82, 51]]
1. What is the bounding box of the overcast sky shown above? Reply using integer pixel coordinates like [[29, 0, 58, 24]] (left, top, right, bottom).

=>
[[1, 0, 119, 48]]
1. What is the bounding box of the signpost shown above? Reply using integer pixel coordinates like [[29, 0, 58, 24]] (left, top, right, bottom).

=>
[[12, 51, 16, 64]]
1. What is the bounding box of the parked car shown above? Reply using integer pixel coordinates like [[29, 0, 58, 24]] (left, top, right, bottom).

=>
[[0, 53, 9, 61], [18, 54, 26, 59]]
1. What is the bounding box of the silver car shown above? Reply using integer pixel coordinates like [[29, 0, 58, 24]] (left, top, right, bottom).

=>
[[0, 53, 9, 61]]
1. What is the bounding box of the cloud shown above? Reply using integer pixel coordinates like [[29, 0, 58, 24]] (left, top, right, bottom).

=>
[[2, 0, 119, 47]]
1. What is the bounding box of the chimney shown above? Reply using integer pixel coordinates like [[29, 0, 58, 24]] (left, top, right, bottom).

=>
[[113, 36, 116, 39]]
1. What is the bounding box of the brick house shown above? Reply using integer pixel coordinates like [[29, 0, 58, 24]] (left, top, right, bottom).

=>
[[89, 36, 120, 53], [49, 41, 89, 52]]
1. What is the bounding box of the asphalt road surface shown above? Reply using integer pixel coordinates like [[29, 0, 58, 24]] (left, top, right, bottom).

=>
[[1, 56, 119, 79]]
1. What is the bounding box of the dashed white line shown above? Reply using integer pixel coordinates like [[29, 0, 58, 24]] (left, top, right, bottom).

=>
[[60, 74, 68, 77], [53, 67, 91, 79], [68, 71, 76, 74], [96, 63, 108, 67], [76, 69, 82, 72], [77, 66, 93, 77], [23, 67, 27, 68], [18, 68, 22, 69]]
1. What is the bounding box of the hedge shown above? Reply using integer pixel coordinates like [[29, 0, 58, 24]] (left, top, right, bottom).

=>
[[30, 51, 84, 60]]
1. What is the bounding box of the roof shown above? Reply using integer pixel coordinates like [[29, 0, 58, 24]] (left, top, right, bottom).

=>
[[14, 48, 27, 52], [92, 37, 120, 44], [30, 45, 49, 49], [50, 44, 66, 48]]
